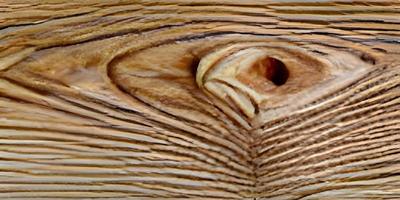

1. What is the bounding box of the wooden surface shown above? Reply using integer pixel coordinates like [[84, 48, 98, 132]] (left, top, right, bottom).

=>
[[0, 0, 400, 199]]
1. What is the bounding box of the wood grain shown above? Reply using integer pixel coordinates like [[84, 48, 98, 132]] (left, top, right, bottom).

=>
[[0, 0, 399, 199]]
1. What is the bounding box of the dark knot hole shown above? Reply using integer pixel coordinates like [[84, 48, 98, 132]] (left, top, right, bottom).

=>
[[262, 57, 289, 86]]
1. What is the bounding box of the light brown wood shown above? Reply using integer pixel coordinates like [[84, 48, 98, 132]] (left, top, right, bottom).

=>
[[0, 0, 399, 199]]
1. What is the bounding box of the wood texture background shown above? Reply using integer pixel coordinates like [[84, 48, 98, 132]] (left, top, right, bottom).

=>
[[0, 0, 399, 199]]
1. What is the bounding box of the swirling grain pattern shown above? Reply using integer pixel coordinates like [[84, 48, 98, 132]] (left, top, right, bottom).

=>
[[0, 0, 399, 199]]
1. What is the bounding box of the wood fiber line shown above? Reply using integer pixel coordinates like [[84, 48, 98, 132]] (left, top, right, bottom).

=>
[[0, 0, 399, 199]]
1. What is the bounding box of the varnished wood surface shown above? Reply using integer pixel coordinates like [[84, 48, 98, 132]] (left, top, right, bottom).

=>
[[0, 0, 399, 199]]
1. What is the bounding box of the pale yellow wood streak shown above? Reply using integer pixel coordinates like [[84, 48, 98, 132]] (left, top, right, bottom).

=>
[[0, 0, 399, 199]]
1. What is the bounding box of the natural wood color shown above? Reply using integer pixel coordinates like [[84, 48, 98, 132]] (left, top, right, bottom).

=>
[[0, 0, 399, 199]]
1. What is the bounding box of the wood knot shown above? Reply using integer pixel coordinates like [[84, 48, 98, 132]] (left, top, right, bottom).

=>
[[195, 42, 374, 126], [196, 43, 292, 120]]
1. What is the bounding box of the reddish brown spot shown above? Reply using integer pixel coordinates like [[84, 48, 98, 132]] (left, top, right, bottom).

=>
[[262, 57, 289, 86]]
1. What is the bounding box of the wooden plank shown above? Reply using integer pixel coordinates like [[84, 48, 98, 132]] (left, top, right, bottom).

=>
[[0, 0, 399, 199]]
